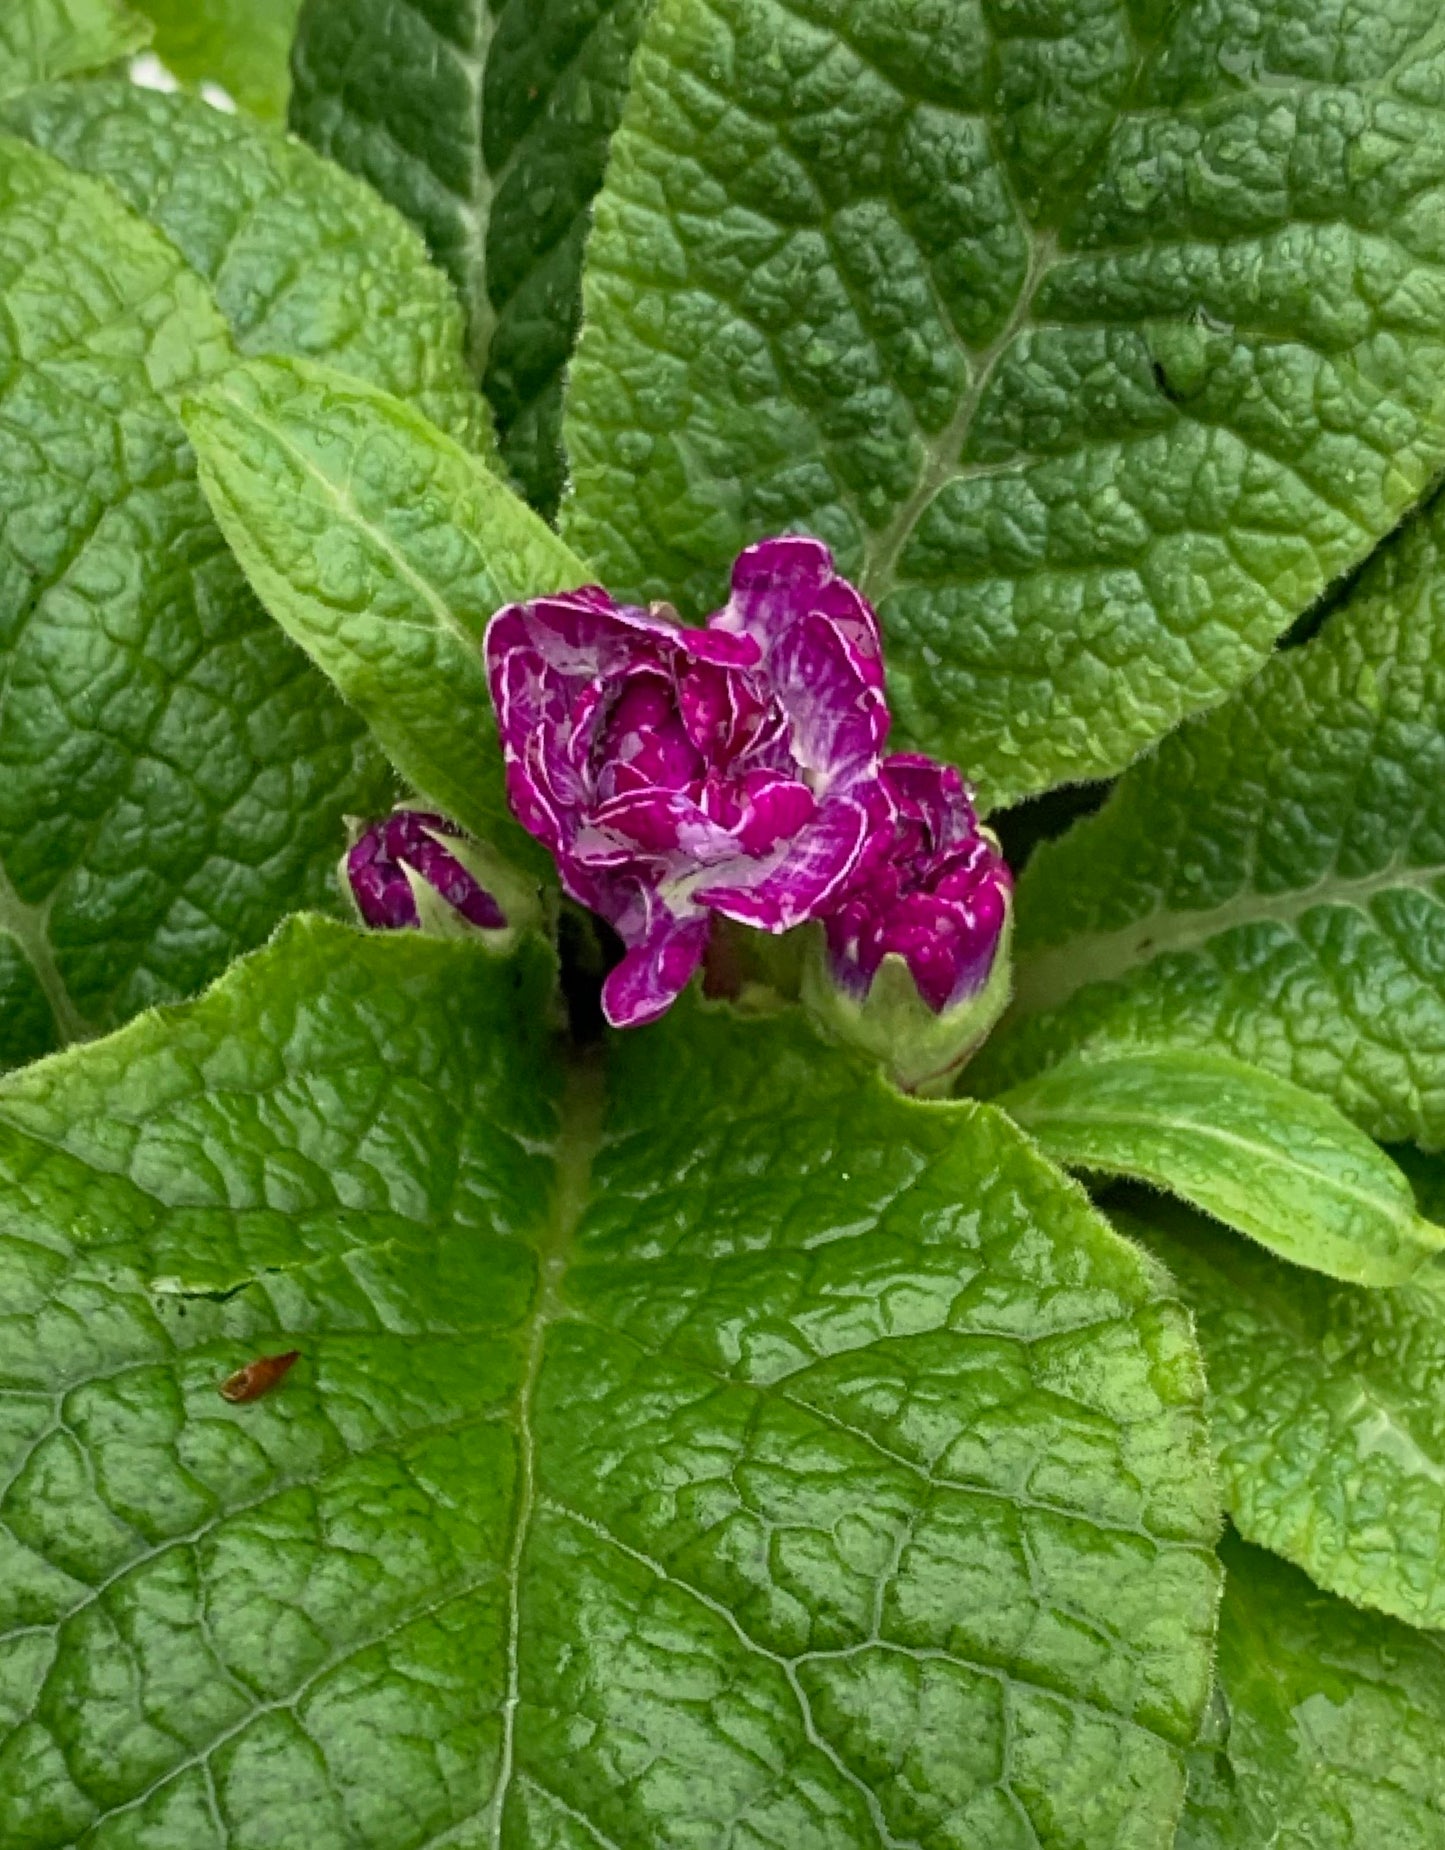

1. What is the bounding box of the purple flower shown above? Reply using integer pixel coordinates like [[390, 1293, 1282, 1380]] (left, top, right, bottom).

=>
[[346, 809, 506, 932], [824, 755, 1011, 1011], [486, 536, 890, 1026]]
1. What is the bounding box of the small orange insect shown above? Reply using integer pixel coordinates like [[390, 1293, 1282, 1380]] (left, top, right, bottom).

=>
[[219, 1350, 300, 1404]]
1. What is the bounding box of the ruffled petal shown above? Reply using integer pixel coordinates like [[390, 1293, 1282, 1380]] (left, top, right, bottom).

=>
[[601, 914, 711, 1028]]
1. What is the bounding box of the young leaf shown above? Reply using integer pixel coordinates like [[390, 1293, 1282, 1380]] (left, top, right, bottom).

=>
[[183, 356, 588, 863], [128, 0, 300, 120], [0, 0, 149, 100], [289, 0, 651, 513], [999, 1048, 1444, 1287], [974, 475, 1445, 1148], [1125, 1197, 1445, 1632], [0, 137, 391, 1068], [1, 78, 491, 453], [1179, 1532, 1445, 1850], [562, 0, 1445, 809], [0, 917, 1220, 1848]]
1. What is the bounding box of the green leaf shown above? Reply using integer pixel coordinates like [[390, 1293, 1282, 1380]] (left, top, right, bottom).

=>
[[999, 1048, 1444, 1287], [1179, 1531, 1445, 1850], [973, 472, 1445, 1148], [129, 0, 300, 120], [0, 0, 149, 99], [0, 915, 1221, 1847], [1126, 1196, 1445, 1631], [0, 136, 391, 1068], [562, 0, 1445, 809], [183, 356, 587, 864], [289, 0, 651, 514], [0, 78, 491, 453]]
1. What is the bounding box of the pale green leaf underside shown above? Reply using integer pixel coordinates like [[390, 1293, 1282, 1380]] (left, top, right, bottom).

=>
[[0, 0, 149, 101], [289, 0, 650, 513], [0, 79, 491, 454], [0, 918, 1220, 1848], [1179, 1531, 1445, 1850], [1127, 1198, 1445, 1632], [0, 135, 391, 1070], [563, 0, 1445, 809], [184, 356, 587, 866], [128, 0, 300, 120], [973, 466, 1445, 1149], [1000, 1047, 1443, 1286]]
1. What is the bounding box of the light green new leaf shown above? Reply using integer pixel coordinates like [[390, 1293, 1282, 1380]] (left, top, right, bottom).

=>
[[184, 357, 588, 864], [0, 78, 490, 452], [973, 468, 1445, 1148], [0, 0, 149, 100], [130, 0, 300, 120], [0, 916, 1221, 1848], [290, 0, 651, 513], [1000, 1048, 1444, 1287], [1127, 1197, 1445, 1631], [0, 136, 391, 1070], [1179, 1532, 1445, 1850], [563, 0, 1445, 808]]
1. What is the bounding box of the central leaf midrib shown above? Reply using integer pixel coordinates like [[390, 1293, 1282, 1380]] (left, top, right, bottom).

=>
[[1013, 856, 1445, 1018], [205, 382, 485, 656], [0, 850, 89, 1046], [1011, 1096, 1415, 1230], [490, 1050, 605, 1845]]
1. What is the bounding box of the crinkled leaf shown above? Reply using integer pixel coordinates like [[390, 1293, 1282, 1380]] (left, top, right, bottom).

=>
[[0, 136, 391, 1068], [0, 0, 149, 99], [0, 915, 1221, 1848], [184, 356, 588, 867], [0, 78, 490, 451], [1125, 1196, 1445, 1631], [290, 0, 650, 513], [1179, 1531, 1445, 1850], [563, 0, 1445, 809], [999, 1048, 1444, 1287], [974, 474, 1445, 1148], [129, 0, 300, 120]]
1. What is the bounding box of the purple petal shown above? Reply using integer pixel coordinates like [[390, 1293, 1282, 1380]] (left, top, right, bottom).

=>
[[346, 811, 505, 933], [698, 782, 888, 929], [601, 914, 711, 1028]]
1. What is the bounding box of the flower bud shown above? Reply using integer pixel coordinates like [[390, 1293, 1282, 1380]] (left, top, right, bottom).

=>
[[344, 809, 507, 936], [804, 755, 1013, 1092]]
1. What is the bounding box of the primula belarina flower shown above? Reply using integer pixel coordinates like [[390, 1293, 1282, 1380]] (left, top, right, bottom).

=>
[[486, 537, 890, 1026], [804, 755, 1013, 1092], [346, 809, 506, 932], [824, 755, 1011, 1011]]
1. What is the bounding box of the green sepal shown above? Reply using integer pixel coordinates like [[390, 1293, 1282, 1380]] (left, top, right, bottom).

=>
[[801, 913, 1014, 1097]]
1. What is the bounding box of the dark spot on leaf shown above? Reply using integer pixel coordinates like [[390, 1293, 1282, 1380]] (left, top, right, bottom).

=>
[[219, 1350, 300, 1404], [1151, 358, 1182, 405]]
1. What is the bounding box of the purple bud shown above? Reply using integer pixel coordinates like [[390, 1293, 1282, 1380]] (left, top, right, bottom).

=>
[[824, 755, 1011, 1011], [485, 536, 892, 1028], [803, 755, 1013, 1092], [346, 810, 506, 932]]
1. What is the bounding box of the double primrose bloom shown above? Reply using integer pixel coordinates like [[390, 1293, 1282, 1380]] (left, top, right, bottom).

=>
[[349, 537, 1012, 1088]]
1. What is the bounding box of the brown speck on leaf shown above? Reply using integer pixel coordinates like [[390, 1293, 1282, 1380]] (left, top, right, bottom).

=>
[[219, 1350, 300, 1404]]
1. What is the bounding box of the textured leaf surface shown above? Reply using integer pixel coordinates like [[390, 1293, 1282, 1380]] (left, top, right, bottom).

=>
[[999, 1048, 1443, 1286], [1128, 1197, 1445, 1631], [563, 0, 1445, 807], [1178, 1531, 1445, 1850], [0, 0, 149, 99], [0, 916, 1221, 1848], [0, 136, 390, 1068], [130, 0, 300, 119], [290, 0, 650, 512], [185, 356, 587, 863], [0, 78, 489, 451], [973, 476, 1445, 1148]]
